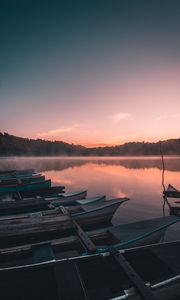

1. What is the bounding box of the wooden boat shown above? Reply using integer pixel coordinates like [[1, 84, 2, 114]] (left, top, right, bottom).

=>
[[169, 205, 180, 216], [0, 193, 107, 216], [0, 169, 35, 175], [0, 174, 45, 186], [0, 179, 51, 194], [0, 198, 128, 247], [1, 240, 180, 299], [0, 169, 36, 180], [51, 194, 105, 206], [0, 216, 178, 264], [163, 184, 180, 198], [28, 190, 88, 203], [14, 185, 65, 198]]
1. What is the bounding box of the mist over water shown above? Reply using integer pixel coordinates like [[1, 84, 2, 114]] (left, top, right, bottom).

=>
[[1, 156, 180, 241]]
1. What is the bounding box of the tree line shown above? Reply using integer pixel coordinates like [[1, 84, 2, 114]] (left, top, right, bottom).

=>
[[0, 132, 180, 156]]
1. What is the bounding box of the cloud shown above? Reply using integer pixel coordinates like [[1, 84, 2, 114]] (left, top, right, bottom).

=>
[[37, 127, 73, 138], [110, 113, 131, 123], [157, 114, 180, 121], [37, 124, 82, 138], [170, 114, 180, 119], [156, 115, 165, 121]]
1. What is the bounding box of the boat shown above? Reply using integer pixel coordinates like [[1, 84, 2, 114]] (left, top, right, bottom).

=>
[[0, 193, 107, 216], [0, 179, 51, 194], [13, 185, 65, 198], [0, 174, 45, 186], [0, 198, 128, 247], [170, 206, 180, 216], [1, 240, 180, 299], [0, 216, 178, 264], [51, 194, 105, 206], [0, 169, 35, 175], [0, 169, 36, 180], [163, 184, 180, 198], [34, 190, 88, 203]]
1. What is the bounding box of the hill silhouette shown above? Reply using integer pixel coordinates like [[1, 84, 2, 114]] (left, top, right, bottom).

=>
[[0, 132, 180, 156]]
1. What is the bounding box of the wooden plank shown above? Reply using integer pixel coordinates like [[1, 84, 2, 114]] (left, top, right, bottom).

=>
[[109, 248, 158, 300], [54, 261, 89, 300], [60, 206, 97, 254], [32, 243, 55, 263]]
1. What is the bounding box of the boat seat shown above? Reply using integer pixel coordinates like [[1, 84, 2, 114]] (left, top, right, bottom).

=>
[[32, 243, 55, 263]]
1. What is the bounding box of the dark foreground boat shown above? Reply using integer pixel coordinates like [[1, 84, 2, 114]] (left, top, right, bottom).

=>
[[0, 179, 51, 194], [0, 198, 128, 247], [0, 192, 106, 215], [1, 240, 180, 299], [163, 184, 180, 198], [0, 216, 178, 265]]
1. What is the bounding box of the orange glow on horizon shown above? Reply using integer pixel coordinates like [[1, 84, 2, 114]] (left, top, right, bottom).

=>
[[29, 134, 180, 148]]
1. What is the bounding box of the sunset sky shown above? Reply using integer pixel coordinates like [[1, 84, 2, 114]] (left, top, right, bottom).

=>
[[1, 0, 180, 147]]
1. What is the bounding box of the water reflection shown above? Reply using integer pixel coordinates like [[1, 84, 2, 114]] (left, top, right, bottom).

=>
[[0, 156, 180, 240], [0, 156, 180, 173]]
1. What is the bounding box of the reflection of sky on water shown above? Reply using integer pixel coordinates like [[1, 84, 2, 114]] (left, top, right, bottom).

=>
[[0, 156, 180, 240]]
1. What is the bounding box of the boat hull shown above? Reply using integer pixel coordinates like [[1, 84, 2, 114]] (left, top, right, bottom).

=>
[[0, 193, 106, 216], [0, 241, 180, 300], [0, 199, 126, 247], [0, 180, 51, 193], [15, 185, 65, 198], [0, 216, 178, 265], [0, 175, 45, 186]]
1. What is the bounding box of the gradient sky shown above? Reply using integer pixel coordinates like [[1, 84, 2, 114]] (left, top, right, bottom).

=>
[[1, 0, 180, 147]]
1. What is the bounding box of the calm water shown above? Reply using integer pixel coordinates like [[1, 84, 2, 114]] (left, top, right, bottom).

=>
[[1, 156, 180, 241]]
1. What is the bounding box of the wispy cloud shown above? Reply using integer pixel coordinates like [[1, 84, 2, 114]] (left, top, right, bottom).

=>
[[157, 114, 180, 121], [170, 114, 180, 119], [110, 113, 131, 123], [156, 115, 165, 121], [37, 124, 82, 138]]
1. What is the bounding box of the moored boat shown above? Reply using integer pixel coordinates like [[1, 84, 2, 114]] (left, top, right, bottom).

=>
[[0, 169, 36, 180], [0, 216, 178, 264], [164, 184, 180, 198], [0, 179, 51, 194], [14, 185, 65, 198], [0, 174, 45, 186], [0, 198, 128, 247], [0, 193, 106, 216], [0, 169, 35, 175], [1, 240, 180, 299]]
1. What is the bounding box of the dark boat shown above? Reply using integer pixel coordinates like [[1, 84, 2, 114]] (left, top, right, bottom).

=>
[[1, 240, 180, 299], [0, 169, 35, 175], [163, 184, 180, 198], [0, 179, 51, 194], [13, 185, 65, 198], [0, 216, 178, 264], [0, 174, 45, 186], [0, 169, 36, 180], [170, 206, 180, 216], [0, 198, 128, 247], [0, 193, 107, 216]]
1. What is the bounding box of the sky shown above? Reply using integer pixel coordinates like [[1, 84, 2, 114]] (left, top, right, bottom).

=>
[[1, 0, 180, 147]]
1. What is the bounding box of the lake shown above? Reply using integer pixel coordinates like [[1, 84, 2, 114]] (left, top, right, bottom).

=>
[[0, 156, 180, 241]]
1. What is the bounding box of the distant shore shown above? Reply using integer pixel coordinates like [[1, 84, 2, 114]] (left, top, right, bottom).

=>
[[0, 133, 180, 156]]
